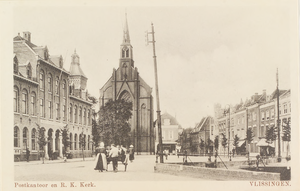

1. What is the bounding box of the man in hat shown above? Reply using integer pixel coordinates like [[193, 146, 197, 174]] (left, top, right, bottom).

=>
[[109, 144, 120, 172]]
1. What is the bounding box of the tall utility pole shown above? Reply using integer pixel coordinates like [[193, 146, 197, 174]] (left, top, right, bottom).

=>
[[276, 68, 281, 162], [146, 23, 163, 163], [224, 106, 230, 157]]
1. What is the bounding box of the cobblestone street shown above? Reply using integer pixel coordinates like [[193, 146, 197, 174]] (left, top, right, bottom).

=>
[[14, 155, 205, 181]]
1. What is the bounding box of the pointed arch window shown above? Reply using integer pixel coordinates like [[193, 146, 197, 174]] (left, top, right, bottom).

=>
[[119, 91, 131, 102], [126, 49, 129, 57]]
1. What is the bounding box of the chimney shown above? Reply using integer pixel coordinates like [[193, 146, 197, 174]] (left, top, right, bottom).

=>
[[23, 31, 31, 42]]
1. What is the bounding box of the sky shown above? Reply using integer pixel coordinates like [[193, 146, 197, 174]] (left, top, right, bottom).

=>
[[12, 1, 294, 129]]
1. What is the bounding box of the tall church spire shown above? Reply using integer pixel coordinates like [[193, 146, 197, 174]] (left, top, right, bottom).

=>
[[123, 12, 130, 44]]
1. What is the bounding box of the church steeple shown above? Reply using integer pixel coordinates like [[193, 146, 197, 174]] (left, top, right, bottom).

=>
[[119, 12, 134, 80], [123, 13, 130, 44]]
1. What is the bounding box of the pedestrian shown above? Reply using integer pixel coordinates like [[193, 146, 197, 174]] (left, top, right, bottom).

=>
[[94, 142, 108, 172], [129, 145, 135, 162], [109, 144, 120, 172], [26, 148, 30, 162]]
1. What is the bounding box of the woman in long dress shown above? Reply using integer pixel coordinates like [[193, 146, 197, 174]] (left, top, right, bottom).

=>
[[94, 142, 108, 172]]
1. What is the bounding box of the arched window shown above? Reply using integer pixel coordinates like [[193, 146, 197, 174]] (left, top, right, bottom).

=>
[[74, 105, 78, 123], [55, 103, 59, 120], [14, 126, 20, 147], [79, 134, 82, 149], [62, 99, 66, 121], [31, 128, 36, 150], [88, 135, 90, 150], [69, 104, 73, 122], [40, 98, 44, 117], [48, 101, 52, 119], [79, 107, 82, 124], [74, 134, 77, 150], [126, 49, 129, 57], [14, 86, 19, 112], [39, 70, 44, 89], [48, 73, 52, 93], [23, 127, 29, 149], [22, 89, 28, 114], [83, 108, 86, 125], [69, 133, 73, 150], [31, 92, 36, 116], [84, 134, 87, 150], [87, 110, 90, 125], [55, 76, 59, 95], [62, 80, 66, 97]]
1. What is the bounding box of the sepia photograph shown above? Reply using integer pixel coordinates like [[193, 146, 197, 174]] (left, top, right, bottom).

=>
[[1, 0, 299, 191]]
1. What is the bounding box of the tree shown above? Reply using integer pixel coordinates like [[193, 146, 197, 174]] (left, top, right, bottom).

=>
[[205, 138, 213, 154], [79, 132, 86, 161], [221, 133, 227, 156], [233, 135, 240, 155], [282, 118, 291, 158], [214, 135, 219, 153], [60, 125, 70, 157], [36, 123, 48, 164], [246, 128, 254, 164], [91, 118, 101, 150], [246, 128, 254, 143], [199, 138, 205, 154], [265, 125, 277, 145], [99, 99, 133, 146]]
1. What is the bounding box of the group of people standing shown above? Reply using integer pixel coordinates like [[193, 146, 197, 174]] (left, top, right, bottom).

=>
[[94, 142, 135, 173]]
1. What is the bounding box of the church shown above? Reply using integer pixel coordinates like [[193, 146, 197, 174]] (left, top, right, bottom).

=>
[[99, 16, 155, 154]]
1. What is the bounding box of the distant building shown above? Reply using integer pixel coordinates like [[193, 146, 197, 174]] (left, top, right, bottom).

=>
[[155, 112, 181, 154], [99, 16, 154, 154], [13, 32, 93, 161], [190, 116, 214, 155]]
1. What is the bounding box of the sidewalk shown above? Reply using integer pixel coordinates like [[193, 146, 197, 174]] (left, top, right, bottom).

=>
[[14, 157, 95, 166]]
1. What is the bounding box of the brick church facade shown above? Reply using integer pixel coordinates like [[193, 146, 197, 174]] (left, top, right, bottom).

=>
[[99, 17, 155, 154]]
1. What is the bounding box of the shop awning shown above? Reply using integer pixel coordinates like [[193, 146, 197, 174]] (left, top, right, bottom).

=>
[[256, 138, 275, 147], [237, 140, 246, 147]]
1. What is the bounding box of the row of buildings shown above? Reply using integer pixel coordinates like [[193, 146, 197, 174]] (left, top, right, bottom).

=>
[[179, 88, 291, 158], [14, 32, 94, 161]]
